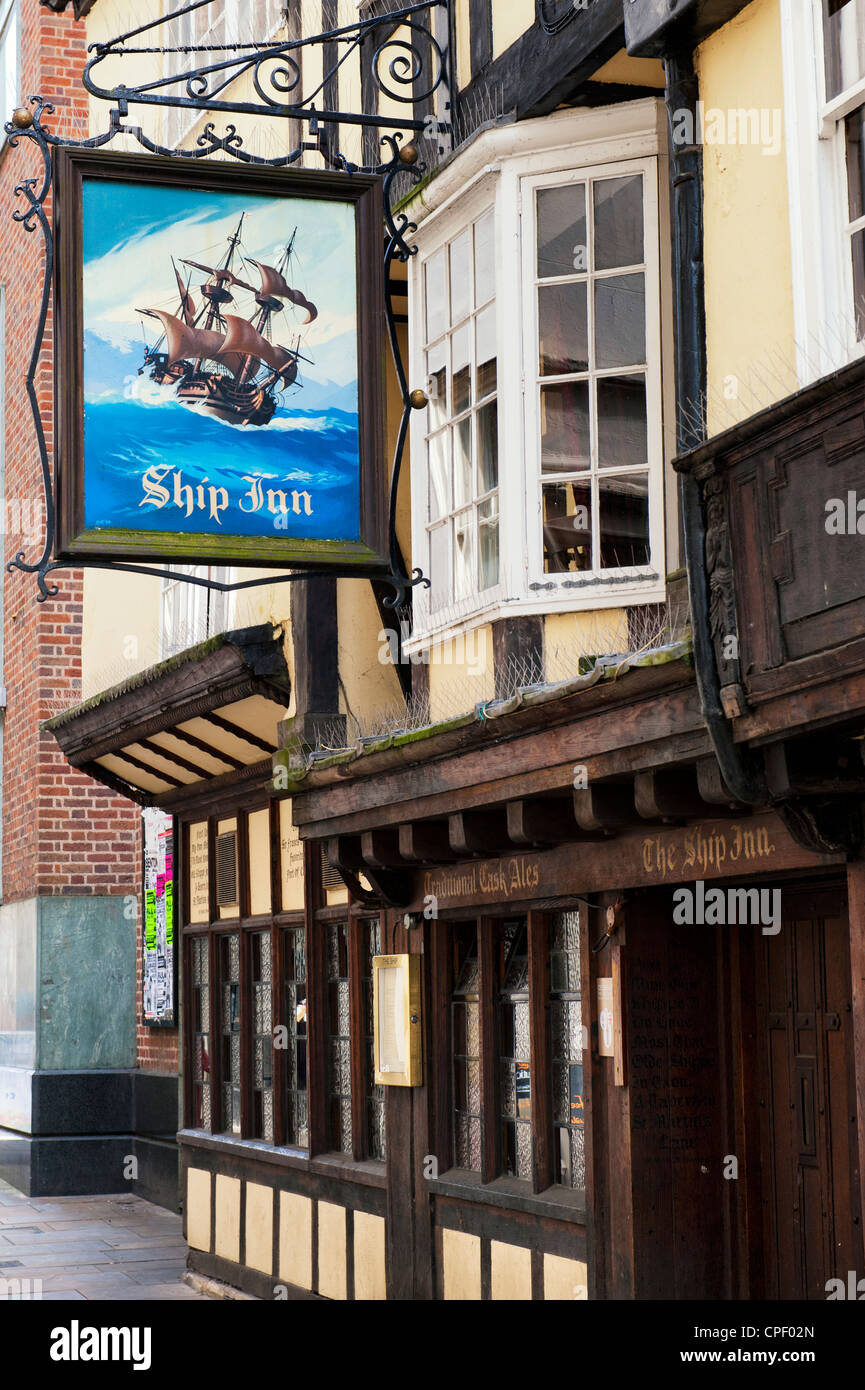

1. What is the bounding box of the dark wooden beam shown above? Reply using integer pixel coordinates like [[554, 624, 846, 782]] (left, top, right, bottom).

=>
[[289, 575, 345, 746], [360, 828, 406, 869], [506, 798, 576, 847], [138, 736, 215, 781], [633, 767, 708, 822], [492, 615, 543, 698], [573, 783, 637, 833], [203, 710, 278, 754], [449, 810, 508, 857], [112, 748, 182, 788], [164, 725, 243, 770], [397, 821, 457, 864], [696, 757, 741, 807]]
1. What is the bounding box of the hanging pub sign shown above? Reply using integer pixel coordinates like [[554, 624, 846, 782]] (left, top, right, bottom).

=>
[[53, 149, 386, 570], [142, 807, 176, 1028]]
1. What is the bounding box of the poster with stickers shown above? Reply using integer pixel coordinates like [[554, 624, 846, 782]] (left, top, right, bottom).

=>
[[142, 807, 176, 1028]]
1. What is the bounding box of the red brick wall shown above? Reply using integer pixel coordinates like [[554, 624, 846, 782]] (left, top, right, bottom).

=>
[[1, 4, 177, 1075]]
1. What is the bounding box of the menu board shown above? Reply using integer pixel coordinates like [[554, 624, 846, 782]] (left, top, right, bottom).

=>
[[142, 808, 176, 1027]]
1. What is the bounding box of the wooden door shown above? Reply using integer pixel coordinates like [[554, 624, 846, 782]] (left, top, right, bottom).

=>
[[756, 887, 862, 1299]]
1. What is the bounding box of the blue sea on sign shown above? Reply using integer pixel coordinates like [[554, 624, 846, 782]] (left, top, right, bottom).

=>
[[81, 178, 362, 544]]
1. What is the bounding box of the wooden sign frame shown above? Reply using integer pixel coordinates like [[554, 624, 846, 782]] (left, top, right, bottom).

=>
[[52, 147, 387, 571]]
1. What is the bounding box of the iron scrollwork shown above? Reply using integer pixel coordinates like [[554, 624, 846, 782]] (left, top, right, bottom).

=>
[[5, 1, 449, 604]]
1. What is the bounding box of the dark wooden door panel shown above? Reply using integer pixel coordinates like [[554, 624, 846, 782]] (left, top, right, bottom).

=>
[[757, 889, 861, 1299]]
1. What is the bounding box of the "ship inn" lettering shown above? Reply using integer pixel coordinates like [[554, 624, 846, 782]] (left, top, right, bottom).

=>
[[139, 466, 314, 525]]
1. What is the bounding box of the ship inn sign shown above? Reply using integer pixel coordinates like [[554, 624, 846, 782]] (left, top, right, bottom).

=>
[[4, 0, 452, 602]]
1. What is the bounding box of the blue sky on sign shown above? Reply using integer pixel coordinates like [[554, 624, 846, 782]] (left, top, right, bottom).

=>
[[81, 178, 359, 393]]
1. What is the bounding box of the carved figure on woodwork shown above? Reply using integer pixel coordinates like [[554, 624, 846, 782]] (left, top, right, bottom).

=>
[[704, 477, 740, 680]]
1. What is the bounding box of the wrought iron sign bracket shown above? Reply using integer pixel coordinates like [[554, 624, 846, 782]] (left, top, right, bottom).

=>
[[5, 0, 453, 605]]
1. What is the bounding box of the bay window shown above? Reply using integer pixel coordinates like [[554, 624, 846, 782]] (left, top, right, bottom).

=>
[[822, 0, 865, 336], [422, 207, 499, 614], [408, 115, 667, 646]]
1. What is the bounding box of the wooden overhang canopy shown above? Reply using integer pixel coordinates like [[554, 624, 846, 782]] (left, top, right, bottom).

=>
[[45, 624, 291, 810], [276, 638, 852, 909]]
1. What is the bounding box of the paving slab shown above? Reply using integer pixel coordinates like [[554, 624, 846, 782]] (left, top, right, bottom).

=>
[[0, 1179, 206, 1302]]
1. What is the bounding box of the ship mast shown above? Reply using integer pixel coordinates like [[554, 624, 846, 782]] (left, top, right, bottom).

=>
[[235, 230, 298, 389]]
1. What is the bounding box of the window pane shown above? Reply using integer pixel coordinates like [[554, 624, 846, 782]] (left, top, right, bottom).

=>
[[429, 523, 450, 612], [191, 936, 211, 1129], [847, 106, 865, 220], [595, 273, 646, 368], [540, 381, 590, 473], [597, 374, 648, 469], [593, 175, 644, 271], [475, 303, 497, 398], [363, 921, 386, 1162], [477, 400, 498, 493], [449, 228, 472, 324], [451, 322, 471, 414], [537, 184, 587, 279], [538, 281, 588, 376], [824, 0, 865, 101], [474, 207, 496, 305], [425, 249, 448, 342], [251, 932, 273, 1142], [550, 910, 584, 1190], [327, 922, 352, 1154], [598, 472, 650, 569], [853, 228, 865, 337], [452, 926, 481, 1172], [283, 925, 308, 1148], [426, 341, 447, 431], [543, 482, 592, 573], [479, 496, 499, 590], [220, 934, 241, 1136], [453, 509, 476, 598], [453, 419, 472, 508], [428, 430, 450, 521]]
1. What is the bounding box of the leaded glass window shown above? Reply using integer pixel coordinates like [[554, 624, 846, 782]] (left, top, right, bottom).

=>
[[550, 910, 585, 1189], [452, 926, 481, 1171], [499, 920, 531, 1181], [191, 935, 211, 1129], [362, 920, 386, 1161], [220, 933, 241, 1135], [283, 924, 308, 1147], [251, 932, 273, 1142], [327, 922, 352, 1153]]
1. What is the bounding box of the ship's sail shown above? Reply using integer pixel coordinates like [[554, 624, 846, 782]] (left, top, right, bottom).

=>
[[173, 262, 195, 325], [148, 310, 296, 383], [220, 314, 298, 381], [148, 311, 246, 377], [248, 260, 318, 324], [181, 259, 258, 295]]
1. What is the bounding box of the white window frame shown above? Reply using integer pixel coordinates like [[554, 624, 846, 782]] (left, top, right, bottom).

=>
[[0, 0, 20, 159], [406, 104, 669, 651], [521, 156, 664, 601], [160, 566, 235, 660], [781, 0, 865, 381]]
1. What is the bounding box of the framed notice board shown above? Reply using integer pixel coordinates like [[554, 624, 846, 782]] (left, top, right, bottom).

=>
[[142, 807, 176, 1028]]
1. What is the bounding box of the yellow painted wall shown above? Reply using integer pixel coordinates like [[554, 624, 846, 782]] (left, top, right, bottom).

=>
[[545, 610, 629, 684], [591, 50, 666, 88], [214, 1174, 241, 1263], [491, 0, 535, 60], [186, 1168, 211, 1253], [442, 1228, 481, 1300], [81, 571, 162, 702], [427, 625, 495, 722], [697, 0, 796, 435], [455, 0, 472, 90], [278, 1191, 313, 1291]]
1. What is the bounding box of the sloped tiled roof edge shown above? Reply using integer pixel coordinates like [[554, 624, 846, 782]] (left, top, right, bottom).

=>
[[44, 624, 288, 735], [276, 638, 694, 792]]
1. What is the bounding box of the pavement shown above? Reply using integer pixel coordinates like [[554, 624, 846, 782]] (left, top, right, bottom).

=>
[[0, 1178, 208, 1301]]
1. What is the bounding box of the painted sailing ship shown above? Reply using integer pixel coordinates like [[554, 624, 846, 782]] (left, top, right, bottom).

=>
[[138, 215, 318, 428]]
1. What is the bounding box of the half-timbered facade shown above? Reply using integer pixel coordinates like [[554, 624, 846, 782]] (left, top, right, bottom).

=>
[[31, 0, 865, 1301]]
